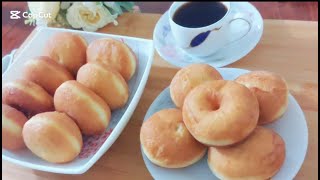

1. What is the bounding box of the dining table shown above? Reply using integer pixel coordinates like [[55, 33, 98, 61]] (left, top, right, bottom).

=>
[[2, 13, 318, 180]]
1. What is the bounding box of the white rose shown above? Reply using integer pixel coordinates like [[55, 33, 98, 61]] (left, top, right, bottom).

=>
[[66, 2, 118, 32], [28, 2, 60, 25], [60, 2, 72, 10], [82, 2, 97, 11]]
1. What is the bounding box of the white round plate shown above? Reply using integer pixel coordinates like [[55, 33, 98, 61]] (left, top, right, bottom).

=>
[[2, 49, 16, 74], [142, 68, 308, 180], [153, 2, 263, 68]]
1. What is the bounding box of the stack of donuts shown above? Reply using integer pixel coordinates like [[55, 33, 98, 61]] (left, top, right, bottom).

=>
[[2, 32, 137, 163], [140, 64, 288, 180]]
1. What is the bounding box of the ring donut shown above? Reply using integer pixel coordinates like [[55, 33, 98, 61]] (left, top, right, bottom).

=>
[[235, 71, 289, 124], [170, 64, 223, 108], [182, 80, 259, 146], [140, 108, 207, 168], [208, 126, 286, 180]]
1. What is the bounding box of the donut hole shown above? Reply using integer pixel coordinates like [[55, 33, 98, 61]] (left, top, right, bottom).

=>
[[210, 100, 220, 111], [207, 93, 221, 111]]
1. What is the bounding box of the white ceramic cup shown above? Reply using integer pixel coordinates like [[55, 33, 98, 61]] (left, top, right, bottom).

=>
[[169, 2, 252, 57]]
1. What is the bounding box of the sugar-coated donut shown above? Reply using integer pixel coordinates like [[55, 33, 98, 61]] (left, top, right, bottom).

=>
[[54, 80, 111, 135], [170, 64, 223, 108], [86, 38, 137, 81], [235, 71, 289, 124], [22, 111, 82, 163], [43, 32, 87, 75], [2, 104, 28, 150], [140, 108, 207, 168], [2, 79, 54, 116], [77, 62, 129, 110], [208, 126, 286, 180], [23, 56, 74, 95], [182, 80, 259, 146]]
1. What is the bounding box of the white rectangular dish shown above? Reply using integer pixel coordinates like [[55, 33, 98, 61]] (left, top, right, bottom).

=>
[[2, 27, 154, 174]]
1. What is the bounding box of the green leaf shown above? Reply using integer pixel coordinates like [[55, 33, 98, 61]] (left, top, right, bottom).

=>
[[116, 2, 135, 12], [114, 3, 123, 14], [96, 2, 104, 6], [106, 2, 123, 14]]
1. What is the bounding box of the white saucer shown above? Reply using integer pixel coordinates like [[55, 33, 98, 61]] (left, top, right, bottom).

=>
[[141, 68, 308, 180], [153, 2, 263, 68]]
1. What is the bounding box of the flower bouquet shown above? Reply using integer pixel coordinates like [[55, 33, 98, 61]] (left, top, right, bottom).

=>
[[25, 2, 139, 32]]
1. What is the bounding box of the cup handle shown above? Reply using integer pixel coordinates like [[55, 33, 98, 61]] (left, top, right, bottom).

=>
[[224, 12, 252, 46]]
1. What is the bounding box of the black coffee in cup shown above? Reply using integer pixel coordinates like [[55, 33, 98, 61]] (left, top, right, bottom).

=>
[[173, 2, 228, 28]]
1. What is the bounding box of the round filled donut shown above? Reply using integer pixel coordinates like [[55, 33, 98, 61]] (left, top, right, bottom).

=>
[[86, 38, 137, 81], [2, 104, 28, 150], [235, 71, 289, 124], [22, 111, 83, 163], [170, 64, 223, 108], [54, 80, 111, 135], [43, 32, 87, 75], [140, 108, 207, 168], [2, 79, 54, 116], [23, 56, 74, 95], [182, 80, 259, 146], [77, 62, 129, 110], [208, 126, 286, 180]]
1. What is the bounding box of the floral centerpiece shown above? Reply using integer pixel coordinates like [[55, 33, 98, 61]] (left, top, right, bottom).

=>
[[25, 2, 139, 32]]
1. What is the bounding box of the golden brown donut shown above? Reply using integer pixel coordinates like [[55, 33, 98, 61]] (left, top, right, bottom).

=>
[[182, 80, 259, 146], [86, 38, 137, 81], [2, 79, 54, 116], [22, 111, 83, 163], [140, 108, 207, 168], [54, 80, 111, 135], [77, 62, 129, 110], [23, 56, 74, 95], [170, 64, 223, 108], [2, 104, 28, 150], [43, 32, 87, 75], [208, 126, 286, 180], [235, 71, 289, 124]]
